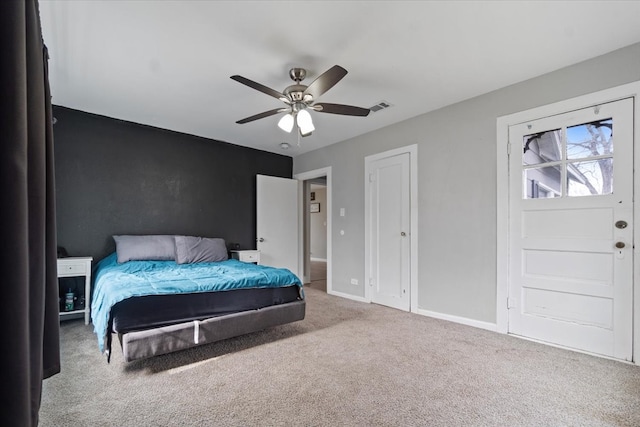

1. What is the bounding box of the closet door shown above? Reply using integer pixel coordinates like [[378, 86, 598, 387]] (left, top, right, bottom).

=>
[[256, 174, 300, 279]]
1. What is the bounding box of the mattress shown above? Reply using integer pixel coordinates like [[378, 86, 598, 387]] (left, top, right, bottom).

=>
[[110, 285, 301, 333]]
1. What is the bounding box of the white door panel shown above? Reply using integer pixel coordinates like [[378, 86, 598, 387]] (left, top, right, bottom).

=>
[[256, 174, 300, 279], [370, 153, 410, 311], [508, 98, 633, 360]]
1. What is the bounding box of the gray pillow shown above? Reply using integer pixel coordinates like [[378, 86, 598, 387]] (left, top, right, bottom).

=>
[[175, 236, 228, 264], [113, 235, 176, 263]]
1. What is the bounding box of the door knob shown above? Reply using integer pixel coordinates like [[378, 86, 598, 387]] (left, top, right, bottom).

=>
[[615, 241, 625, 249], [615, 220, 628, 229], [400, 232, 406, 237], [258, 237, 265, 243]]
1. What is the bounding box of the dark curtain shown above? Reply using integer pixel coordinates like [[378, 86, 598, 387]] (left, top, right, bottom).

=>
[[0, 0, 61, 426]]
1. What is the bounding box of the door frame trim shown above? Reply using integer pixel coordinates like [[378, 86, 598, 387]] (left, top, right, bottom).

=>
[[294, 167, 332, 295], [496, 81, 640, 363], [364, 144, 418, 312]]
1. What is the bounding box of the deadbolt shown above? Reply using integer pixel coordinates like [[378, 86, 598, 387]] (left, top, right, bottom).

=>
[[615, 220, 628, 229], [615, 241, 625, 249]]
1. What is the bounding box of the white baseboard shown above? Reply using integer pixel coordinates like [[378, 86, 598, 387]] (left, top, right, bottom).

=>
[[416, 308, 498, 332], [327, 291, 498, 331], [310, 257, 327, 262], [328, 289, 368, 303]]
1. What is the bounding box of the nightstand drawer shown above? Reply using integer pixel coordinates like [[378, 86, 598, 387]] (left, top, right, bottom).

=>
[[58, 262, 86, 276], [231, 250, 260, 263], [241, 251, 260, 262]]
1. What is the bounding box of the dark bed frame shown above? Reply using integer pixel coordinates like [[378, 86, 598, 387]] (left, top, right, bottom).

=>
[[115, 300, 305, 362]]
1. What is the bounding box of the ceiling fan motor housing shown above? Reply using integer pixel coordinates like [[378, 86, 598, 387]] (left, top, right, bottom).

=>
[[283, 84, 308, 102], [289, 67, 306, 82]]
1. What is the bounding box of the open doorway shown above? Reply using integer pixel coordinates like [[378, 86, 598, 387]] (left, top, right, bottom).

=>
[[308, 180, 327, 291], [294, 167, 332, 294]]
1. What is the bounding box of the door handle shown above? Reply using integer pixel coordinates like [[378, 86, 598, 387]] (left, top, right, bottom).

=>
[[400, 232, 406, 237], [615, 241, 625, 249], [258, 237, 265, 243], [615, 220, 628, 229]]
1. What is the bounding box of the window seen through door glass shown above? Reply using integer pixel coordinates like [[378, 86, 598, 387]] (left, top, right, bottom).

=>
[[524, 166, 561, 198]]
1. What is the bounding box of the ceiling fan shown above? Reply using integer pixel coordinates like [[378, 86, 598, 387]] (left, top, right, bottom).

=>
[[231, 65, 370, 137]]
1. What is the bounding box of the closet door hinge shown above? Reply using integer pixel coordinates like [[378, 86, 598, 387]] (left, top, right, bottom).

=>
[[507, 297, 517, 309]]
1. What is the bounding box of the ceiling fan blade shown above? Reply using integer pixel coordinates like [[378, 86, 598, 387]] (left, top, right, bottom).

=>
[[303, 65, 347, 100], [314, 103, 370, 117], [236, 108, 286, 124], [230, 75, 287, 101]]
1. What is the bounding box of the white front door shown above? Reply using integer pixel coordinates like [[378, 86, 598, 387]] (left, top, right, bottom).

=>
[[508, 98, 634, 360], [369, 152, 411, 311], [256, 174, 300, 279]]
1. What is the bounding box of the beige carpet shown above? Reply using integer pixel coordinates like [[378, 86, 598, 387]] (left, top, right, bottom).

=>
[[40, 287, 640, 426]]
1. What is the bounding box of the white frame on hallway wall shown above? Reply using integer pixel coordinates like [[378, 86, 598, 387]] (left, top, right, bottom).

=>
[[294, 167, 333, 295], [364, 144, 419, 312], [496, 81, 640, 364]]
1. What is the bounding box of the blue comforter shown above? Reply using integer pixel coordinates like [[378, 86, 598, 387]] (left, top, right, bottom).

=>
[[91, 252, 302, 352]]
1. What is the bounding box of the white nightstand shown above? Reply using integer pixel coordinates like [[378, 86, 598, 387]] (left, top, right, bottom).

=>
[[231, 250, 260, 264], [57, 256, 93, 324]]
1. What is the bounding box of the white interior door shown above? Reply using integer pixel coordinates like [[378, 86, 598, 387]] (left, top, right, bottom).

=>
[[369, 152, 410, 311], [508, 98, 633, 360], [256, 174, 299, 279]]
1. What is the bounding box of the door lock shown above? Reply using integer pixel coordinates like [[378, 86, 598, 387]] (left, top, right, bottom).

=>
[[615, 220, 628, 229]]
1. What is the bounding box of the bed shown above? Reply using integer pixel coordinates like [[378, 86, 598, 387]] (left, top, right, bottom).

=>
[[91, 235, 305, 362]]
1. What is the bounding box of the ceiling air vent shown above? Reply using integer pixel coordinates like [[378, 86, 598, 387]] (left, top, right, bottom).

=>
[[369, 100, 392, 113]]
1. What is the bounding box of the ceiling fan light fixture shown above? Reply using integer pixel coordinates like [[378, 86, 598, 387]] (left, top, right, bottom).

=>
[[278, 113, 294, 133], [232, 65, 369, 137], [296, 109, 314, 135]]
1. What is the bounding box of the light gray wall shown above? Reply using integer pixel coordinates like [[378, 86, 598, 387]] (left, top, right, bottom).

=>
[[310, 187, 327, 260], [293, 42, 640, 323]]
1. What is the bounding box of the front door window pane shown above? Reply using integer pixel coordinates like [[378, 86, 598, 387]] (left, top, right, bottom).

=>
[[524, 166, 562, 199], [567, 159, 613, 196], [523, 129, 561, 166], [567, 119, 613, 160]]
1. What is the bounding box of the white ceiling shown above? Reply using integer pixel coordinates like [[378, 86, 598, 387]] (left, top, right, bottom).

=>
[[39, 1, 640, 157]]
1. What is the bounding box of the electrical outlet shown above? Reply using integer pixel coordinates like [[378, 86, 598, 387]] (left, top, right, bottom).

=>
[[350, 278, 358, 285]]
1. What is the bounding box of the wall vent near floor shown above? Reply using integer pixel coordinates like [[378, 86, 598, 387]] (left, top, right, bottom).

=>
[[369, 100, 392, 113]]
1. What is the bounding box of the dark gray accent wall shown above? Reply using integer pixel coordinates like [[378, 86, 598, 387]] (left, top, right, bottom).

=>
[[53, 106, 292, 262]]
